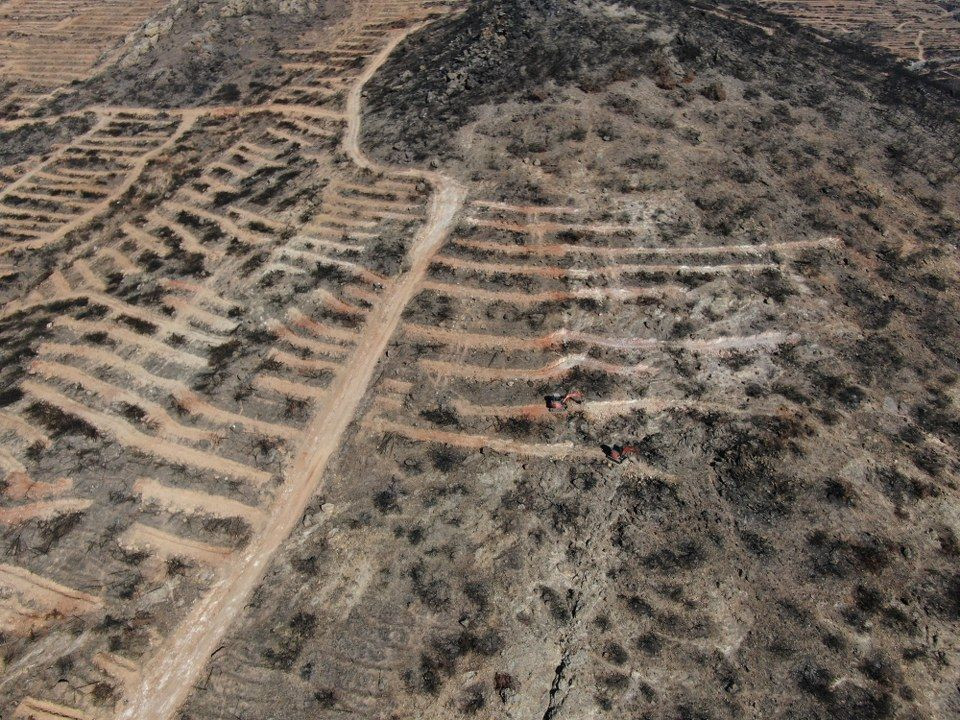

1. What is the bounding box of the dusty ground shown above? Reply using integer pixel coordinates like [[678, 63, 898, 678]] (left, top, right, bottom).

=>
[[0, 1, 958, 720]]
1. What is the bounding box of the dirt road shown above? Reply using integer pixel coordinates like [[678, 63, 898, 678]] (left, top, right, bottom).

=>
[[114, 21, 465, 720]]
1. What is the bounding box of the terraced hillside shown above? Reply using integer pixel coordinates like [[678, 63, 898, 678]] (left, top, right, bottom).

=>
[[0, 0, 170, 114], [0, 1, 958, 720], [0, 2, 464, 718], [755, 0, 960, 81]]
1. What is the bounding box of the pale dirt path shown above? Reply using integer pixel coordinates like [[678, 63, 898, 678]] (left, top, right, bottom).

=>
[[113, 18, 466, 720]]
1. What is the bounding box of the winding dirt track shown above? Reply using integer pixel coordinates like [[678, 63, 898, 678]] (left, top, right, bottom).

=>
[[114, 20, 466, 720]]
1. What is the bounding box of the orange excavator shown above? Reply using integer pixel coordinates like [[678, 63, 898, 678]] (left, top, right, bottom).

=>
[[545, 389, 583, 412], [602, 443, 639, 463]]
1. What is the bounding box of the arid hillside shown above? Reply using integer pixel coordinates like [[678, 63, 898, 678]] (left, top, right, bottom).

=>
[[0, 1, 958, 720]]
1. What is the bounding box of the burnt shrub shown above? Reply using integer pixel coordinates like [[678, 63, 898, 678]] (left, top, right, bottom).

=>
[[39, 511, 84, 551], [813, 372, 866, 409], [711, 422, 802, 520], [497, 416, 535, 439], [283, 396, 310, 421], [460, 684, 485, 714], [464, 580, 490, 614], [740, 529, 775, 557], [806, 530, 894, 578], [642, 539, 706, 573], [824, 478, 856, 506], [313, 689, 336, 708], [849, 334, 903, 383], [420, 406, 460, 427], [539, 585, 574, 623], [921, 571, 960, 621], [240, 251, 269, 276], [797, 662, 835, 703], [797, 660, 894, 720], [117, 315, 157, 335], [600, 671, 630, 690], [367, 238, 406, 276], [404, 628, 501, 696], [430, 446, 465, 472], [750, 269, 795, 302], [261, 611, 318, 671], [373, 484, 401, 514], [603, 641, 629, 665], [858, 653, 902, 688], [208, 339, 242, 368], [875, 466, 935, 506], [840, 277, 897, 330], [409, 560, 451, 611], [204, 516, 251, 544], [636, 631, 663, 656], [26, 401, 99, 439], [361, 0, 656, 161], [0, 387, 23, 406]]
